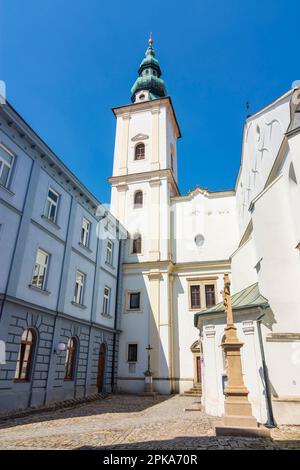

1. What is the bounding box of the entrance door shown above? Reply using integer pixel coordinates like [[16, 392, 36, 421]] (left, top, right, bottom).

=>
[[97, 343, 106, 392], [196, 356, 201, 384]]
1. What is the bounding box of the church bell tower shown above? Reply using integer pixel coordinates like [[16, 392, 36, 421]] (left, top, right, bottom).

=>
[[109, 35, 181, 394]]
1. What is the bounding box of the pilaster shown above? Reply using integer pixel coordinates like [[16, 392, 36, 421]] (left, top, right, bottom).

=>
[[119, 114, 131, 176], [151, 108, 160, 171]]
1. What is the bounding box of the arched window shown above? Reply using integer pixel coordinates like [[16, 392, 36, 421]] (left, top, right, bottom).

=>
[[132, 233, 142, 254], [135, 143, 145, 160], [64, 337, 77, 380], [134, 190, 143, 208], [15, 329, 36, 381]]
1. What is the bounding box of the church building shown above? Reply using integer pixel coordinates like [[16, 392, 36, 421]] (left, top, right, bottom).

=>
[[110, 36, 300, 426]]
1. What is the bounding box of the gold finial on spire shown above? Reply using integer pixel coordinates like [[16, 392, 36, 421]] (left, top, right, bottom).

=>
[[148, 32, 153, 48]]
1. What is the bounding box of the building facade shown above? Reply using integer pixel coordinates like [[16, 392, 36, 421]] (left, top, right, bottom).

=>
[[110, 37, 300, 426], [196, 86, 300, 425], [0, 101, 124, 413], [109, 37, 239, 395]]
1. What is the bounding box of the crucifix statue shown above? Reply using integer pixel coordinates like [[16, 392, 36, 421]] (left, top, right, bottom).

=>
[[146, 344, 153, 374], [144, 344, 154, 393], [217, 273, 259, 433]]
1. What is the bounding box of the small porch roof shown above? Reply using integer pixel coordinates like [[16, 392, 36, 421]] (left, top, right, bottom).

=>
[[194, 282, 269, 327]]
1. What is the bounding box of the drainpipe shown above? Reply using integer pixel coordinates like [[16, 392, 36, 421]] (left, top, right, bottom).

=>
[[111, 222, 122, 392], [256, 309, 276, 427]]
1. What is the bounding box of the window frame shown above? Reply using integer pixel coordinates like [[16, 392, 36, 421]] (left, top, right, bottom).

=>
[[102, 286, 111, 317], [105, 239, 114, 266], [73, 270, 85, 305], [131, 233, 142, 254], [0, 144, 15, 188], [45, 187, 60, 223], [134, 142, 145, 161], [133, 190, 143, 208], [64, 337, 77, 381], [80, 217, 91, 247], [129, 292, 141, 310], [127, 343, 138, 363], [188, 279, 217, 311], [14, 328, 36, 382], [31, 248, 50, 291]]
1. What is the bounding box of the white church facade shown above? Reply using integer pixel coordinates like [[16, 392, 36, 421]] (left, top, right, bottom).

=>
[[110, 37, 300, 426]]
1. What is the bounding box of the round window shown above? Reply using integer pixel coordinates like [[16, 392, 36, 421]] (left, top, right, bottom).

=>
[[194, 234, 205, 247]]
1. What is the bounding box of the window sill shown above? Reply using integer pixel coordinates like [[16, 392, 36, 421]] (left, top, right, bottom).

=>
[[0, 184, 15, 197], [125, 309, 143, 314], [101, 312, 112, 319], [64, 378, 75, 382], [105, 261, 115, 269], [78, 242, 92, 253], [28, 284, 51, 295], [41, 214, 61, 230], [71, 301, 87, 310], [14, 379, 29, 383]]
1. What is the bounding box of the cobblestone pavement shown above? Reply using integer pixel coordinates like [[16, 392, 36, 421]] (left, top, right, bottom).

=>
[[0, 394, 299, 450]]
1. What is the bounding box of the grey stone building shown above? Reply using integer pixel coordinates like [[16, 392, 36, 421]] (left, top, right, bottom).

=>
[[0, 100, 125, 413]]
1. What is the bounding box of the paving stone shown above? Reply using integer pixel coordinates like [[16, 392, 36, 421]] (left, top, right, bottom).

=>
[[0, 394, 299, 450]]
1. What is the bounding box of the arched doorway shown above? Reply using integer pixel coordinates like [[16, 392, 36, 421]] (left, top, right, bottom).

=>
[[97, 343, 106, 392], [191, 340, 202, 386]]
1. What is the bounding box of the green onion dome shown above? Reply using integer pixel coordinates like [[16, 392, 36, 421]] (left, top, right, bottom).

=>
[[131, 34, 167, 102]]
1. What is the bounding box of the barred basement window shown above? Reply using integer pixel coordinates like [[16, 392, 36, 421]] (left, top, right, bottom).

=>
[[64, 337, 77, 380], [14, 329, 36, 381]]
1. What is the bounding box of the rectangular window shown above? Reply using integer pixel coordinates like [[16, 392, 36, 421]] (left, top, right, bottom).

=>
[[80, 218, 90, 247], [0, 144, 14, 188], [190, 285, 201, 309], [106, 239, 114, 265], [102, 286, 111, 316], [74, 271, 85, 305], [205, 284, 216, 307], [129, 292, 140, 310], [128, 344, 138, 362], [45, 187, 59, 223], [31, 249, 49, 290]]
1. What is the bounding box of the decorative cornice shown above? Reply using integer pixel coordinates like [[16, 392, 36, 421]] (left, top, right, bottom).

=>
[[171, 186, 235, 202], [109, 168, 180, 196], [266, 333, 300, 342]]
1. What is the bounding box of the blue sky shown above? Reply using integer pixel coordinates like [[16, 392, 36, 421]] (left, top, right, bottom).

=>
[[1, 0, 299, 203]]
